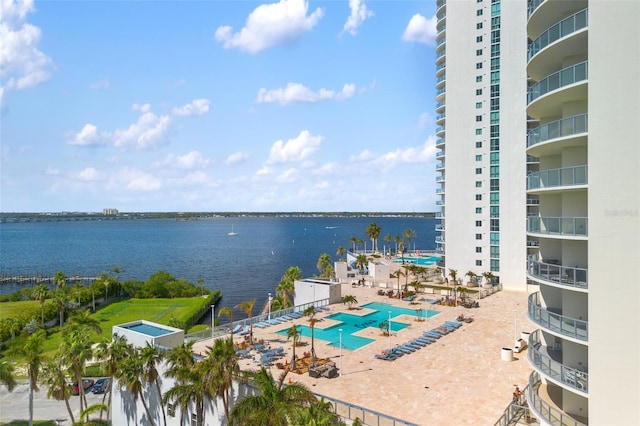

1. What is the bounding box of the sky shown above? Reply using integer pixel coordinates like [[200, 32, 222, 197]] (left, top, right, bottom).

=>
[[1, 0, 440, 213]]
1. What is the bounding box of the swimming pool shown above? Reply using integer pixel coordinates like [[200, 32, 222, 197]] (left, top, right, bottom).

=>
[[122, 323, 173, 337], [394, 255, 441, 266], [277, 302, 439, 350]]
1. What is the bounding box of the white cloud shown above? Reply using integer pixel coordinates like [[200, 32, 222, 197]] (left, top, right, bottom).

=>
[[109, 167, 161, 191], [225, 151, 250, 165], [89, 79, 110, 90], [402, 13, 437, 46], [171, 99, 210, 117], [68, 124, 108, 147], [267, 130, 323, 164], [342, 0, 374, 36], [418, 112, 432, 129], [276, 168, 298, 183], [159, 151, 211, 170], [132, 103, 151, 113], [112, 112, 172, 150], [214, 0, 324, 53], [349, 136, 438, 170], [256, 83, 355, 105], [0, 0, 54, 107], [77, 167, 102, 182]]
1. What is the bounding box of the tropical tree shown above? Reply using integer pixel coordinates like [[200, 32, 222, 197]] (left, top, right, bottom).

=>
[[295, 397, 341, 425], [12, 330, 45, 426], [349, 235, 357, 252], [95, 334, 132, 420], [391, 270, 405, 294], [483, 271, 495, 286], [383, 233, 392, 255], [60, 327, 94, 415], [336, 246, 345, 261], [398, 239, 406, 264], [287, 324, 301, 371], [31, 283, 49, 327], [355, 254, 368, 274], [65, 309, 103, 334], [110, 265, 126, 298], [393, 235, 401, 254], [229, 368, 318, 426], [218, 306, 234, 335], [204, 337, 240, 423], [465, 271, 477, 286], [303, 306, 319, 361], [448, 269, 458, 286], [141, 343, 167, 426], [403, 228, 417, 253], [357, 238, 364, 252], [379, 320, 390, 336], [316, 253, 333, 279], [277, 266, 301, 308], [53, 271, 67, 289], [52, 288, 68, 327], [365, 222, 382, 253], [41, 356, 75, 424], [342, 295, 358, 310], [118, 348, 155, 426], [235, 299, 256, 344], [0, 360, 16, 392]]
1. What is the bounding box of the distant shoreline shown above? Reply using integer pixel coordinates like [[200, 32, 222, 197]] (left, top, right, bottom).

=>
[[1, 211, 437, 222]]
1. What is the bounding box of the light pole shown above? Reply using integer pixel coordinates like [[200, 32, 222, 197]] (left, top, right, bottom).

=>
[[339, 328, 343, 376], [268, 293, 273, 322], [211, 304, 215, 341], [388, 311, 392, 350]]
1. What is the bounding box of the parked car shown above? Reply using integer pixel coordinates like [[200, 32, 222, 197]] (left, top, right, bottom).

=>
[[92, 378, 109, 394], [72, 379, 95, 395]]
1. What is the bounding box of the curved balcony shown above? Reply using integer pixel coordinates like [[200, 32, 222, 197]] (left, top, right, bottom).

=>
[[435, 162, 445, 171], [527, 114, 587, 151], [435, 247, 445, 255], [436, 75, 446, 89], [529, 8, 588, 60], [435, 150, 445, 159], [436, 0, 445, 12], [436, 35, 446, 50], [435, 224, 444, 231], [435, 126, 445, 136], [436, 63, 446, 77], [529, 330, 588, 393], [528, 371, 588, 426], [528, 292, 588, 341], [527, 216, 587, 237], [528, 0, 545, 17], [435, 188, 444, 194], [527, 165, 587, 191], [435, 138, 445, 148], [528, 0, 586, 39], [527, 62, 588, 118], [435, 236, 444, 243], [435, 113, 445, 125], [436, 49, 446, 66], [435, 101, 445, 112], [435, 212, 444, 219], [527, 258, 588, 290], [435, 174, 445, 183]]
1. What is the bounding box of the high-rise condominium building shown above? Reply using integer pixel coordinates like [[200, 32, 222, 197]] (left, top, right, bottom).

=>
[[434, 0, 528, 289], [525, 1, 639, 424]]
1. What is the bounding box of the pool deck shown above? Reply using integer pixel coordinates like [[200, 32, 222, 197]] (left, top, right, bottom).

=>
[[193, 281, 534, 425]]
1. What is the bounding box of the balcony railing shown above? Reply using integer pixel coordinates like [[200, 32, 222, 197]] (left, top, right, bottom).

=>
[[435, 212, 444, 218], [436, 49, 446, 60], [435, 175, 445, 182], [528, 292, 588, 341], [435, 150, 445, 158], [528, 61, 588, 104], [437, 11, 446, 21], [527, 371, 587, 426], [435, 236, 444, 243], [436, 0, 445, 9], [527, 0, 545, 17], [527, 216, 587, 236], [435, 188, 444, 194], [526, 198, 540, 205], [527, 165, 587, 190], [527, 113, 587, 147], [435, 200, 444, 206], [435, 101, 444, 109], [528, 9, 588, 60], [529, 330, 588, 393], [436, 138, 445, 146], [435, 126, 445, 134], [435, 224, 444, 231], [528, 258, 587, 289], [435, 247, 445, 254], [437, 36, 446, 47], [526, 240, 540, 247], [435, 163, 444, 170], [436, 113, 445, 121]]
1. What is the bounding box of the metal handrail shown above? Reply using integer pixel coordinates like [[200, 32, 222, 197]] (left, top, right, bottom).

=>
[[527, 164, 588, 189], [527, 371, 587, 426], [527, 113, 587, 147], [529, 9, 588, 59], [528, 61, 588, 103], [528, 292, 588, 340]]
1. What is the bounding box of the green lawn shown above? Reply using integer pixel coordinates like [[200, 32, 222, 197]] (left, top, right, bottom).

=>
[[0, 300, 42, 320], [0, 421, 57, 426]]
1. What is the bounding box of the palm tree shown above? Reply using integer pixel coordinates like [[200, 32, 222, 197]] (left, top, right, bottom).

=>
[[336, 246, 345, 261], [355, 254, 368, 274], [296, 397, 341, 425], [379, 319, 390, 336], [403, 228, 417, 253], [31, 283, 49, 327], [95, 334, 132, 420], [398, 239, 406, 264], [287, 324, 301, 370], [350, 235, 357, 252], [204, 337, 240, 423], [111, 265, 125, 297], [235, 299, 256, 344], [365, 222, 382, 253], [12, 330, 45, 426], [383, 233, 392, 255], [391, 270, 405, 294], [141, 343, 167, 426], [393, 235, 401, 254], [41, 355, 75, 424], [342, 295, 358, 310], [52, 288, 68, 327], [0, 360, 16, 392], [60, 327, 94, 416], [65, 309, 103, 334], [277, 266, 301, 308], [53, 271, 67, 289], [303, 306, 319, 361], [448, 269, 458, 286], [218, 306, 234, 335], [230, 368, 317, 426], [465, 271, 477, 286], [316, 253, 332, 278], [357, 238, 364, 252], [118, 348, 155, 426], [483, 271, 495, 286]]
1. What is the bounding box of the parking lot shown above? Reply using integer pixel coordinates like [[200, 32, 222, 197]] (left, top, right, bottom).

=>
[[1, 380, 108, 425]]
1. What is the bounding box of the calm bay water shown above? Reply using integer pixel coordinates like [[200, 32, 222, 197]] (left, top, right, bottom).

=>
[[0, 216, 436, 316]]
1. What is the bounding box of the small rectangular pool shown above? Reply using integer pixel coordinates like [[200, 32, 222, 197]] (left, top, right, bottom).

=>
[[122, 323, 173, 337], [277, 302, 439, 350], [394, 255, 441, 266]]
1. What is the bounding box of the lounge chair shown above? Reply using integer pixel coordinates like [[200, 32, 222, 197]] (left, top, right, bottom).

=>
[[415, 336, 435, 345], [231, 324, 242, 334], [238, 325, 250, 335], [445, 320, 463, 328]]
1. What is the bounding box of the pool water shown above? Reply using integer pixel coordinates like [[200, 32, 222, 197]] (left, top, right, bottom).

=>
[[123, 323, 172, 337], [394, 255, 441, 266], [277, 302, 439, 350]]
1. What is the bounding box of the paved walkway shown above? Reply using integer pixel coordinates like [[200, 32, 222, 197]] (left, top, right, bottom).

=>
[[194, 282, 534, 425]]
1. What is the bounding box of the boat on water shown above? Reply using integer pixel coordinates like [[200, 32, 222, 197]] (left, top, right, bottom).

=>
[[228, 225, 238, 236]]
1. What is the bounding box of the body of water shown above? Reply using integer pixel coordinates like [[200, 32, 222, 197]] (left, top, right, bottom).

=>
[[0, 216, 436, 318]]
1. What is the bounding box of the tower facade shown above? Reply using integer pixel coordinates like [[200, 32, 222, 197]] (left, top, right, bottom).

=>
[[434, 0, 528, 289], [526, 1, 640, 424]]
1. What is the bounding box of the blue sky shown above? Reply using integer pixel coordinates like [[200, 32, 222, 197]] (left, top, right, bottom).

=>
[[1, 0, 439, 212]]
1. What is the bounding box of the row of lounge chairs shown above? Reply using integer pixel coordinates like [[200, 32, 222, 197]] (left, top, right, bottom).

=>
[[374, 320, 464, 361], [253, 311, 304, 329]]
